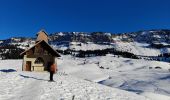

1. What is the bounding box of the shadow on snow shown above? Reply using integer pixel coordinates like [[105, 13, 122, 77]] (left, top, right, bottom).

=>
[[19, 74, 49, 81], [159, 75, 170, 80], [0, 69, 16, 73]]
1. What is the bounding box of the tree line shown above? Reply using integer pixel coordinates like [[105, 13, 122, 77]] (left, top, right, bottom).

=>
[[0, 45, 24, 59], [56, 48, 139, 59]]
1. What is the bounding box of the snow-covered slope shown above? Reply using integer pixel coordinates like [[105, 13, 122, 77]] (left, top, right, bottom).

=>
[[53, 41, 169, 57], [52, 42, 112, 51], [114, 42, 161, 56], [69, 42, 112, 51], [0, 60, 149, 100], [0, 38, 35, 49], [57, 55, 109, 82], [1, 54, 170, 99], [57, 55, 170, 100], [1, 30, 170, 57]]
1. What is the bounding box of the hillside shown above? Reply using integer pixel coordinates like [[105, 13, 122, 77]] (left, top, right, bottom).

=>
[[1, 29, 170, 99], [0, 59, 150, 100], [1, 55, 170, 99], [1, 29, 170, 49], [0, 29, 170, 63]]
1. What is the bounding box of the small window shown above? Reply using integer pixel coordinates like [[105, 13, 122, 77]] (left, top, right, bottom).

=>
[[35, 57, 44, 64]]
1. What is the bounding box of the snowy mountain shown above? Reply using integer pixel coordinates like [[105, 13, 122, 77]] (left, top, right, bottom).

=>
[[0, 37, 35, 49], [1, 29, 170, 59], [130, 29, 170, 44], [1, 29, 170, 100], [1, 29, 170, 49]]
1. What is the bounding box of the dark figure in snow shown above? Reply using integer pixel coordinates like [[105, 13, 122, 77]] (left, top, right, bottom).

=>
[[49, 63, 57, 81]]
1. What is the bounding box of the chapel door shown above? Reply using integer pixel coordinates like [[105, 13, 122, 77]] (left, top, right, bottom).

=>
[[26, 61, 31, 71]]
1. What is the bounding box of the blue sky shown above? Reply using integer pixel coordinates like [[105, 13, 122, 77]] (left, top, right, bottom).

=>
[[0, 0, 170, 39]]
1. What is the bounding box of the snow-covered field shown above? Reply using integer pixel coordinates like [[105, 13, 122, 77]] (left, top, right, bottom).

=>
[[53, 41, 170, 57], [69, 42, 112, 51], [58, 55, 170, 100], [114, 42, 161, 56], [52, 42, 112, 51], [1, 55, 170, 100]]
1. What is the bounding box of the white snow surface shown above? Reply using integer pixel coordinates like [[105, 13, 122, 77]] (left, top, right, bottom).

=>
[[53, 41, 170, 56], [1, 55, 170, 100], [69, 42, 112, 51], [58, 55, 170, 100], [52, 42, 113, 51], [114, 42, 161, 56], [0, 58, 150, 100]]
